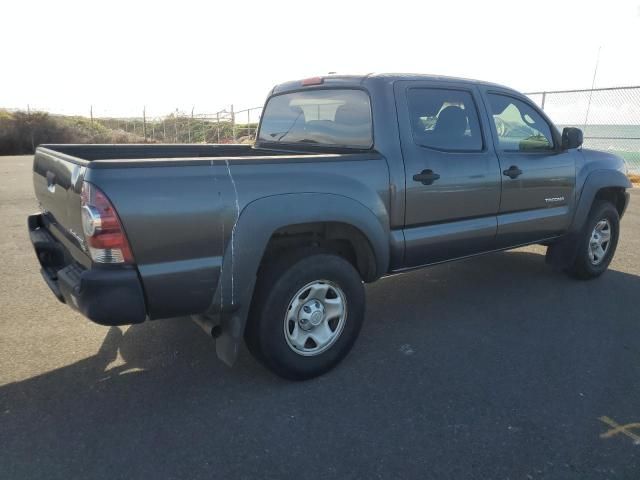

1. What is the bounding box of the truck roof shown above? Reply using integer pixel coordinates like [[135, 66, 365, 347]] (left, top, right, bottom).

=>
[[271, 73, 520, 96]]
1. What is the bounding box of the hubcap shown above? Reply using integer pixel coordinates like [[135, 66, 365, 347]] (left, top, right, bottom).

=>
[[284, 280, 347, 356], [588, 219, 612, 265]]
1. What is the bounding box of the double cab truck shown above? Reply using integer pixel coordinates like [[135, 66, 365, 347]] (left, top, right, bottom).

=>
[[29, 74, 632, 380]]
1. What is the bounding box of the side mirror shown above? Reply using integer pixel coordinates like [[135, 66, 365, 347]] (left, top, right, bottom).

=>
[[562, 127, 583, 149]]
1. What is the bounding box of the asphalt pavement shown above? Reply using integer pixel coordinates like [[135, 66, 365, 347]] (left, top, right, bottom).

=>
[[1, 155, 639, 479]]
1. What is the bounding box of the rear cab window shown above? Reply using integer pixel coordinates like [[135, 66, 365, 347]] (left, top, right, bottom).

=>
[[258, 89, 373, 149]]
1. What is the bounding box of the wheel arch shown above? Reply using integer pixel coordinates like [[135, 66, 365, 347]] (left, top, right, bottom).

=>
[[547, 169, 630, 271], [571, 169, 631, 233], [209, 193, 390, 365]]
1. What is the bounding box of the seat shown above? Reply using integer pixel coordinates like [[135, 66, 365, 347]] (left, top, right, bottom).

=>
[[430, 106, 470, 149], [433, 106, 468, 136]]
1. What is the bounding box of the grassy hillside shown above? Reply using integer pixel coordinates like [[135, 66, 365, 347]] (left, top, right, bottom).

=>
[[0, 110, 257, 155], [0, 110, 147, 155]]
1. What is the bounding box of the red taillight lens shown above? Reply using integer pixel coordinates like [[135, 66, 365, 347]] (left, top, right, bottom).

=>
[[80, 181, 134, 264]]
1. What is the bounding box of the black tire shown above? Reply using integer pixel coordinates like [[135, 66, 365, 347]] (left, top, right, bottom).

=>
[[566, 200, 620, 280], [245, 251, 365, 380]]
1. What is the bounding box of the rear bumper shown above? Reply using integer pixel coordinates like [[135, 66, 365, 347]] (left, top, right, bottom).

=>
[[28, 213, 147, 326]]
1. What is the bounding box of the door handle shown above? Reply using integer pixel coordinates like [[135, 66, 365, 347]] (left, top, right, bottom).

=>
[[413, 169, 441, 185], [503, 165, 523, 179]]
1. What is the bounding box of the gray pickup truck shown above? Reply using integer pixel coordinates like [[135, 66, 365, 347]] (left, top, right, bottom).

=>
[[29, 74, 631, 379]]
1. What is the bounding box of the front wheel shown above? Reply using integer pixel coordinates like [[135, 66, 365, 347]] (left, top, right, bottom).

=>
[[245, 252, 365, 380], [566, 200, 620, 280]]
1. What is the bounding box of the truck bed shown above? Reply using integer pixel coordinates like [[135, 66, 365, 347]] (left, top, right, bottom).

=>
[[37, 144, 335, 168], [32, 143, 389, 322]]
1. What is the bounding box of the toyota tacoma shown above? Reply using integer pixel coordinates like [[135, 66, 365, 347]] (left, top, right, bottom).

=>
[[29, 74, 632, 379]]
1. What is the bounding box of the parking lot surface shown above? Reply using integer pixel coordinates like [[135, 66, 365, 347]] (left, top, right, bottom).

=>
[[1, 155, 639, 479]]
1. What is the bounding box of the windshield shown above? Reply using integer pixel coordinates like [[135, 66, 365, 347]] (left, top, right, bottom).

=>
[[258, 89, 373, 148]]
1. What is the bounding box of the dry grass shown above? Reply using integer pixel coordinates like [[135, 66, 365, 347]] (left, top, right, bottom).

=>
[[629, 173, 640, 186], [0, 109, 147, 155]]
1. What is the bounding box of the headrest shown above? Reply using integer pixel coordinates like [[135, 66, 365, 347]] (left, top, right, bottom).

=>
[[334, 103, 370, 126], [433, 106, 468, 135]]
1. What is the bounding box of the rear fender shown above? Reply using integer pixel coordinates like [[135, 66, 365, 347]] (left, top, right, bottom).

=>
[[210, 193, 390, 365]]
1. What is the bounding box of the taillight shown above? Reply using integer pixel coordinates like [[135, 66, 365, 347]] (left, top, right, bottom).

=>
[[80, 181, 134, 264], [301, 76, 323, 86]]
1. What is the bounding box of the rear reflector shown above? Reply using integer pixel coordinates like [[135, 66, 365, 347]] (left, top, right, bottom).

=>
[[301, 76, 324, 86], [80, 181, 134, 264]]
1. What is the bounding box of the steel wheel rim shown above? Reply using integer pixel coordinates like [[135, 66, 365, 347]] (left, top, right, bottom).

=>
[[283, 280, 347, 356], [588, 218, 612, 265]]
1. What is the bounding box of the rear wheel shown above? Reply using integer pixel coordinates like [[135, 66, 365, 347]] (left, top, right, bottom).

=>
[[245, 251, 365, 380], [566, 200, 620, 280]]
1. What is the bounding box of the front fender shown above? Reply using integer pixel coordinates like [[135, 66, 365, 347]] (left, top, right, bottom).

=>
[[208, 192, 391, 365], [570, 169, 632, 233], [547, 169, 631, 270]]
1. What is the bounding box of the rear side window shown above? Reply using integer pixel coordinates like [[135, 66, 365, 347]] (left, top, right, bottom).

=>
[[258, 89, 372, 148], [408, 88, 483, 152], [487, 94, 554, 152]]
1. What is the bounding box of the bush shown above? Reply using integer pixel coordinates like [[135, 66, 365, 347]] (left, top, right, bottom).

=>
[[0, 110, 147, 155]]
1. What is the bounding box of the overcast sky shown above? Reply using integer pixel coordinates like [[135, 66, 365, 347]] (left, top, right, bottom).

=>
[[2, 0, 639, 118]]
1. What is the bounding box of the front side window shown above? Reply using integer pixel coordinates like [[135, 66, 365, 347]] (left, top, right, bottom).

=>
[[487, 94, 554, 152], [258, 89, 372, 148], [408, 88, 483, 151]]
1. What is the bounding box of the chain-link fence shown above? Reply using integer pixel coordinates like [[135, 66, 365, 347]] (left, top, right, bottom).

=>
[[96, 106, 263, 144], [526, 86, 640, 174], [4, 87, 640, 173]]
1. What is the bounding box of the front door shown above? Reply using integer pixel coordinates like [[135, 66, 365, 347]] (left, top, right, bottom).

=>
[[395, 81, 502, 267], [480, 89, 577, 247]]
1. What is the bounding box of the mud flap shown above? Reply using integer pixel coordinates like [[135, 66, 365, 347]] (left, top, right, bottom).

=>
[[545, 232, 580, 271], [215, 299, 252, 366]]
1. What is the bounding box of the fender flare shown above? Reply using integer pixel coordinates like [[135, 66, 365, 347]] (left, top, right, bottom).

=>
[[569, 169, 631, 233], [210, 192, 390, 364], [546, 169, 631, 269]]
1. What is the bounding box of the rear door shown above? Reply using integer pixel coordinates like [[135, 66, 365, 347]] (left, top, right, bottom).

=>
[[394, 80, 502, 267], [479, 89, 577, 247]]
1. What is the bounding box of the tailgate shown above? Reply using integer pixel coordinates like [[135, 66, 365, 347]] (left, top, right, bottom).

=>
[[33, 148, 90, 266]]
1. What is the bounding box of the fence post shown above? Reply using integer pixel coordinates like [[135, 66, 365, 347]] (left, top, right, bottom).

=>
[[174, 108, 179, 143], [27, 104, 35, 152], [189, 106, 194, 143], [247, 109, 251, 138], [142, 106, 147, 143], [216, 112, 220, 143], [541, 92, 547, 110], [90, 105, 93, 124], [231, 104, 236, 142]]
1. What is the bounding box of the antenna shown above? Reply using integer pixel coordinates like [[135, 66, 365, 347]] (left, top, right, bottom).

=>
[[583, 46, 601, 132]]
